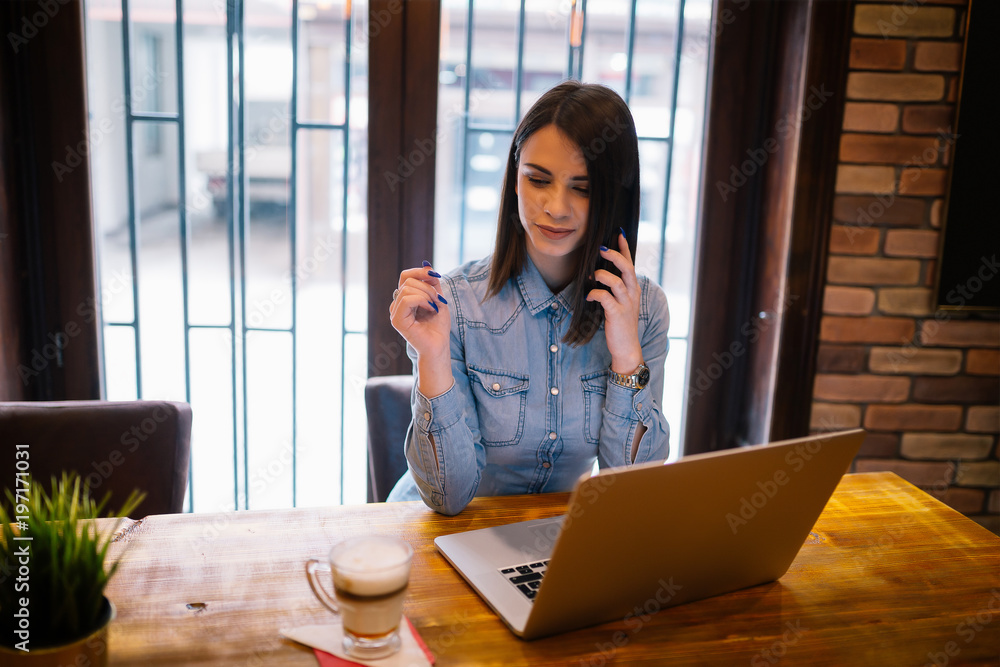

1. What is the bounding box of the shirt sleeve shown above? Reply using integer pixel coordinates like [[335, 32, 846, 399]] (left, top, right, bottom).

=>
[[402, 284, 487, 516], [596, 278, 671, 469]]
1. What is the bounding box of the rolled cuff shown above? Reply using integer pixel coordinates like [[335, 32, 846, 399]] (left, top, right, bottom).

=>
[[603, 380, 654, 424]]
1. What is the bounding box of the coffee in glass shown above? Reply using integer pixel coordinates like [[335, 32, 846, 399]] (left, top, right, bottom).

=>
[[306, 536, 413, 659]]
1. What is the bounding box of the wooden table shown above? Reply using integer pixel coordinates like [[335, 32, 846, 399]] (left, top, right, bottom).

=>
[[103, 472, 1000, 666]]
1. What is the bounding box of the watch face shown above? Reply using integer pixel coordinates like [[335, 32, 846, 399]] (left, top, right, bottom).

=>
[[638, 366, 650, 387]]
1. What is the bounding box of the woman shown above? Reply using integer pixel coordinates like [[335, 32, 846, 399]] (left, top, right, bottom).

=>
[[387, 81, 670, 515]]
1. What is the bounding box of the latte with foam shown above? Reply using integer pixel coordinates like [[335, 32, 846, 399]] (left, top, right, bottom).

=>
[[327, 536, 413, 656]]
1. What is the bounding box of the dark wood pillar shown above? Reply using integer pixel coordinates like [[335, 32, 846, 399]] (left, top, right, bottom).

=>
[[0, 0, 102, 401], [366, 0, 441, 378]]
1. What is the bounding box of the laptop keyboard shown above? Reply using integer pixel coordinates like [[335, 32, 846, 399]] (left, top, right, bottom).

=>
[[499, 560, 549, 602]]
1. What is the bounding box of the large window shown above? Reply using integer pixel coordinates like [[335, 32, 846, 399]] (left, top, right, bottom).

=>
[[85, 0, 369, 511]]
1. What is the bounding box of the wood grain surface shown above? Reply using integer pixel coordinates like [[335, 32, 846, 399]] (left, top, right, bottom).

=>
[[100, 473, 1000, 666]]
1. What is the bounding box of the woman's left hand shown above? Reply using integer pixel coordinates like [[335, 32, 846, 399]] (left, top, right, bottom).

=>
[[586, 230, 645, 374]]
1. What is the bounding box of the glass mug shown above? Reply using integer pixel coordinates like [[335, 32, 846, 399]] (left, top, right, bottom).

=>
[[306, 536, 413, 659]]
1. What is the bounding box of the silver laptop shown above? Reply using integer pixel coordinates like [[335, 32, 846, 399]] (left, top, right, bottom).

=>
[[435, 429, 865, 640]]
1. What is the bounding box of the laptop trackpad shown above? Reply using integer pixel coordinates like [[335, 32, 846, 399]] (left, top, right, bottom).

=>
[[525, 516, 565, 555]]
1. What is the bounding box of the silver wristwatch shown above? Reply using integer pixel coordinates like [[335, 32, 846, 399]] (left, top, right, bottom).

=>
[[609, 363, 650, 390]]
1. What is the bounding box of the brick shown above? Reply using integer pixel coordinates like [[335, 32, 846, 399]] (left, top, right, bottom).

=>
[[817, 345, 867, 373], [824, 286, 876, 316], [884, 230, 939, 258], [830, 225, 881, 255], [846, 73, 945, 102], [901, 433, 994, 460], [810, 403, 862, 431], [913, 41, 962, 72], [858, 432, 899, 458], [843, 103, 899, 133], [912, 377, 1000, 404], [966, 406, 999, 433], [902, 105, 955, 135], [990, 490, 1000, 514], [835, 165, 896, 194], [899, 168, 947, 195], [849, 38, 907, 70], [927, 487, 986, 514], [924, 259, 937, 288], [930, 199, 943, 227], [877, 288, 934, 317], [839, 134, 942, 165], [954, 461, 1000, 487], [814, 374, 910, 402], [854, 5, 955, 38], [921, 320, 1000, 347], [854, 459, 954, 486], [821, 317, 915, 344], [827, 257, 921, 286], [833, 195, 925, 226], [966, 349, 1000, 376], [869, 346, 961, 375], [864, 404, 962, 431]]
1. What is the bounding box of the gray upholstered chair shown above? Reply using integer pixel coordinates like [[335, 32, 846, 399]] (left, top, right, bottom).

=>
[[0, 400, 192, 516], [364, 375, 414, 502]]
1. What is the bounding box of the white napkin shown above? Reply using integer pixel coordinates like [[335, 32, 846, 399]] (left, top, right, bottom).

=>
[[281, 618, 433, 667]]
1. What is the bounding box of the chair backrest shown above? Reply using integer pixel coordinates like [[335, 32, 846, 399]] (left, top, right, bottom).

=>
[[0, 400, 192, 516], [364, 375, 414, 502]]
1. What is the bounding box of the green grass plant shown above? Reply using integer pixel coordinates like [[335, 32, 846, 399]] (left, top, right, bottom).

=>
[[0, 473, 144, 648]]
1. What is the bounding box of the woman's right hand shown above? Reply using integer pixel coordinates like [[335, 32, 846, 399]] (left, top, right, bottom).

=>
[[389, 263, 452, 392]]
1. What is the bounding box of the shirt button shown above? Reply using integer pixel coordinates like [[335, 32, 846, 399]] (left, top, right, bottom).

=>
[[549, 344, 558, 353], [492, 382, 501, 391], [542, 462, 551, 469], [549, 432, 557, 440], [637, 402, 643, 411], [550, 387, 559, 396], [550, 302, 558, 310], [423, 412, 431, 421]]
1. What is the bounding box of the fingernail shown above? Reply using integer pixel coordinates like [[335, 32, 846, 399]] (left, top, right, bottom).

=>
[[428, 300, 439, 313], [599, 245, 608, 252], [437, 294, 448, 305], [619, 227, 626, 237], [422, 260, 432, 267], [428, 270, 442, 278]]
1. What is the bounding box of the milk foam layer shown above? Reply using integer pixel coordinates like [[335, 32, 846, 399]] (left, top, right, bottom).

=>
[[330, 536, 412, 597]]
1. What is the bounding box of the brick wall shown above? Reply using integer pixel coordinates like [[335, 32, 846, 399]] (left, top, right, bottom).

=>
[[810, 0, 999, 534]]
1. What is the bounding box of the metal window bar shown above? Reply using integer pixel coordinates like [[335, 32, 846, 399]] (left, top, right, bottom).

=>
[[108, 0, 356, 511]]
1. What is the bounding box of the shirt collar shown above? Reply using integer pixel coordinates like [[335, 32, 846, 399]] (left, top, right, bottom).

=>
[[516, 254, 578, 316]]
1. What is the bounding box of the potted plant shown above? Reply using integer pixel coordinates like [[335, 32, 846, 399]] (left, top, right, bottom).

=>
[[0, 473, 144, 665]]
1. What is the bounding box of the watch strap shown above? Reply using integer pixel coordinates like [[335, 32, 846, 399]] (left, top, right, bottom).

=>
[[609, 363, 650, 390]]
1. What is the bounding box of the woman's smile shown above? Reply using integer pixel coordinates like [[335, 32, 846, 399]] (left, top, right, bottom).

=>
[[535, 223, 577, 240]]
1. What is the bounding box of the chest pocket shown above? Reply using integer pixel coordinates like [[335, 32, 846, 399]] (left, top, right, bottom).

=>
[[468, 366, 530, 447], [581, 370, 608, 445]]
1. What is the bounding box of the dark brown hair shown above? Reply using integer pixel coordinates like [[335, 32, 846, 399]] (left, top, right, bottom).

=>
[[487, 81, 641, 345]]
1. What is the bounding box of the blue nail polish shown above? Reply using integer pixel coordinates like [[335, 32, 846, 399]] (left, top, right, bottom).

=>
[[422, 260, 432, 267], [437, 294, 448, 305], [619, 226, 626, 237], [428, 300, 439, 313], [599, 245, 608, 252], [428, 270, 442, 278]]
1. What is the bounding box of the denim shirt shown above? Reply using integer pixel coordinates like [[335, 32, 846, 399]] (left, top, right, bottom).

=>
[[387, 254, 670, 515]]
